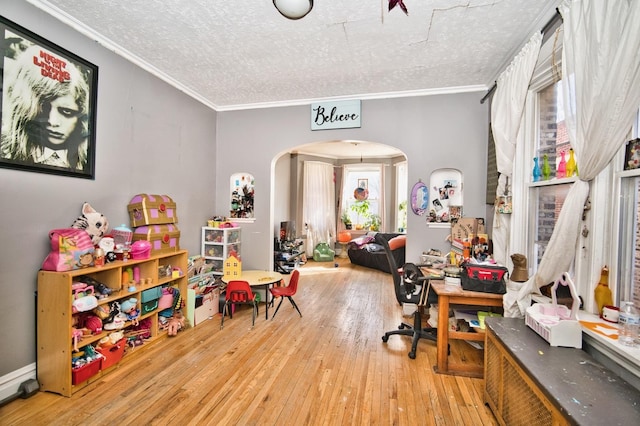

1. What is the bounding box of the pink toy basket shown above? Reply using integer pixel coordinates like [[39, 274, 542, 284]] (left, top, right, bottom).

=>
[[131, 240, 152, 260]]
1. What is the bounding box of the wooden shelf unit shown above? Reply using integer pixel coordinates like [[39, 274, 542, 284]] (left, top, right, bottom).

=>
[[37, 250, 188, 397]]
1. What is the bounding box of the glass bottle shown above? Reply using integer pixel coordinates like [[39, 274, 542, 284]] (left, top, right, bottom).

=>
[[566, 148, 577, 177], [593, 265, 613, 317], [557, 151, 566, 178], [542, 154, 551, 180], [618, 301, 639, 347], [532, 157, 541, 182]]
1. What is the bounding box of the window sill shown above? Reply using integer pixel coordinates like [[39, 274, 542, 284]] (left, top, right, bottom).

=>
[[527, 176, 578, 187], [231, 218, 255, 223], [427, 222, 451, 229], [578, 311, 640, 390], [531, 294, 640, 388]]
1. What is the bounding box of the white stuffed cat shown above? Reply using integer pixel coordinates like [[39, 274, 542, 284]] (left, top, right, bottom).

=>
[[71, 202, 109, 246]]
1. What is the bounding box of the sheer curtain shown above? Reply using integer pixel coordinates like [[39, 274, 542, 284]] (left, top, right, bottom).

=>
[[491, 32, 543, 267], [515, 0, 640, 316], [302, 161, 336, 256]]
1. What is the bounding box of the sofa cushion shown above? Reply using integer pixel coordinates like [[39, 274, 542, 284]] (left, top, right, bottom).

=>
[[388, 235, 406, 250]]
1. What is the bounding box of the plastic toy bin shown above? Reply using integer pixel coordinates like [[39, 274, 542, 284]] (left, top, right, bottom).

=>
[[72, 358, 101, 385], [97, 338, 126, 370]]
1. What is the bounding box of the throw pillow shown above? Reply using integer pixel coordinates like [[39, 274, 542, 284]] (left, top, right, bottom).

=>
[[388, 235, 406, 250], [348, 235, 375, 249]]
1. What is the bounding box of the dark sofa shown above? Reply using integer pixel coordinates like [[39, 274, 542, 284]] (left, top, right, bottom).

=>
[[347, 232, 405, 274]]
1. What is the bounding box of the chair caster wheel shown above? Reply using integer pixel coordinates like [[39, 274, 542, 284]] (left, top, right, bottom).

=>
[[382, 335, 389, 343], [408, 351, 416, 359]]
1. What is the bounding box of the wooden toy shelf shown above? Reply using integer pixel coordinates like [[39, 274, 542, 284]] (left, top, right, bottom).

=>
[[37, 250, 188, 397]]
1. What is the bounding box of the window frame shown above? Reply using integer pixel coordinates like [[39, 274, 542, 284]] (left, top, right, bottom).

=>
[[341, 163, 383, 230], [511, 29, 640, 378]]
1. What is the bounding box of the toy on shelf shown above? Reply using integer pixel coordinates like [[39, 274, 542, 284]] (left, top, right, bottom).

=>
[[71, 202, 109, 246], [525, 272, 582, 348], [120, 298, 140, 326]]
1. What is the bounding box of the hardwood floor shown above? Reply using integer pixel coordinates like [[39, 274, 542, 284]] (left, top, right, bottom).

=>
[[1, 258, 497, 425]]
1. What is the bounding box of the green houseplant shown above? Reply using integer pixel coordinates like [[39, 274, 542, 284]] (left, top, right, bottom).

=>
[[398, 200, 407, 232], [365, 214, 381, 231], [341, 210, 353, 230], [350, 200, 370, 230]]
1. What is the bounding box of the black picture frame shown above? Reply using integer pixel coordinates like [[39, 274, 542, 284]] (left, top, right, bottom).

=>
[[624, 138, 640, 171], [0, 16, 98, 179]]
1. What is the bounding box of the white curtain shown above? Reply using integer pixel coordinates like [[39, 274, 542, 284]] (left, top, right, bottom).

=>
[[491, 32, 543, 267], [302, 161, 336, 256], [514, 0, 640, 316]]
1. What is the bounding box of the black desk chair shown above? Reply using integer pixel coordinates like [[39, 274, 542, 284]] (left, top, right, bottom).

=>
[[380, 238, 438, 359]]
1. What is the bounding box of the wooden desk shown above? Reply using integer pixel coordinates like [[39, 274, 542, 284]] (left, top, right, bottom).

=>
[[431, 282, 503, 378], [222, 270, 283, 319]]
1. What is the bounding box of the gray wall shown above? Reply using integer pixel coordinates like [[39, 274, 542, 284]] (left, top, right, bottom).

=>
[[1, 1, 217, 378], [217, 95, 489, 269], [1, 0, 489, 386]]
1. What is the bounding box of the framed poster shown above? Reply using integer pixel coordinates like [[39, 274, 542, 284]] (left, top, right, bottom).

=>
[[0, 16, 98, 179]]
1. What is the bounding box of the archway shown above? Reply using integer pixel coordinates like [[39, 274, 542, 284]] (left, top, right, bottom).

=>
[[269, 140, 407, 264]]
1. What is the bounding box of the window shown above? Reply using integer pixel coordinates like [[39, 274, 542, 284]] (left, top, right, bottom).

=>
[[527, 79, 576, 273], [395, 161, 407, 232], [617, 111, 640, 308], [341, 164, 382, 230]]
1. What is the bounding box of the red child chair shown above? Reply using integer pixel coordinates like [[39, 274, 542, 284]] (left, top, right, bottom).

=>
[[220, 280, 258, 329], [269, 269, 302, 320]]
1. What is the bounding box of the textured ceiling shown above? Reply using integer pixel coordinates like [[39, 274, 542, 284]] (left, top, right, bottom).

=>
[[28, 0, 559, 112]]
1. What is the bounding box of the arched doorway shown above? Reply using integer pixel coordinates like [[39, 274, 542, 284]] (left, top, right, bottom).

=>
[[270, 140, 407, 261]]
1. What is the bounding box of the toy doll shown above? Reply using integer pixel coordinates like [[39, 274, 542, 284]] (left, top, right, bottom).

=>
[[120, 298, 140, 326]]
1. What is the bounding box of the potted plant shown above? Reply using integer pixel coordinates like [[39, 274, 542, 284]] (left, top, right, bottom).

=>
[[366, 214, 381, 232], [398, 200, 407, 232], [350, 200, 370, 230], [341, 211, 353, 230]]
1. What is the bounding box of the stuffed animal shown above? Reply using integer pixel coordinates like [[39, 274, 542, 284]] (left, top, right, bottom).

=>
[[71, 202, 109, 246], [167, 312, 186, 336]]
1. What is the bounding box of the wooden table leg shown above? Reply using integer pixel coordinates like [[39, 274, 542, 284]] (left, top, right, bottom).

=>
[[435, 294, 450, 374]]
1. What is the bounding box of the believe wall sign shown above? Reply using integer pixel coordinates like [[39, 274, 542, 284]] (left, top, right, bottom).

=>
[[311, 100, 361, 131]]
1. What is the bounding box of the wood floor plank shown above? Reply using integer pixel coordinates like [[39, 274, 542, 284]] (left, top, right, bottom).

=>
[[0, 257, 497, 425]]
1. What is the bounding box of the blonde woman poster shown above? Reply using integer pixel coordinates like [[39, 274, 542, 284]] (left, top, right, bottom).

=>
[[0, 16, 97, 178]]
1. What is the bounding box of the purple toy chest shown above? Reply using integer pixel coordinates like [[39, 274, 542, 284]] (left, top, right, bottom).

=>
[[128, 194, 178, 227], [131, 224, 181, 256]]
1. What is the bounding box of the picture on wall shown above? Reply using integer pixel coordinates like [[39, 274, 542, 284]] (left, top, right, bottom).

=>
[[0, 16, 98, 179], [624, 138, 640, 171]]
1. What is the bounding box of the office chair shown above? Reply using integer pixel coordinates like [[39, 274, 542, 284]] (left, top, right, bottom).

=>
[[220, 280, 259, 329], [380, 237, 438, 359], [269, 269, 302, 319]]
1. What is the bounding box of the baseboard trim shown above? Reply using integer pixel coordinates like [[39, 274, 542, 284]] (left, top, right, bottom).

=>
[[0, 364, 37, 404]]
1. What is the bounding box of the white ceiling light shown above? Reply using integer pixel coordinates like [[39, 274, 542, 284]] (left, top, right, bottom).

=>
[[273, 0, 314, 20]]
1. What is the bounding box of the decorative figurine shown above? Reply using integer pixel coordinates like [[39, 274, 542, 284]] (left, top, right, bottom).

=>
[[532, 157, 541, 182], [557, 150, 567, 178], [566, 148, 578, 177], [542, 154, 551, 180]]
